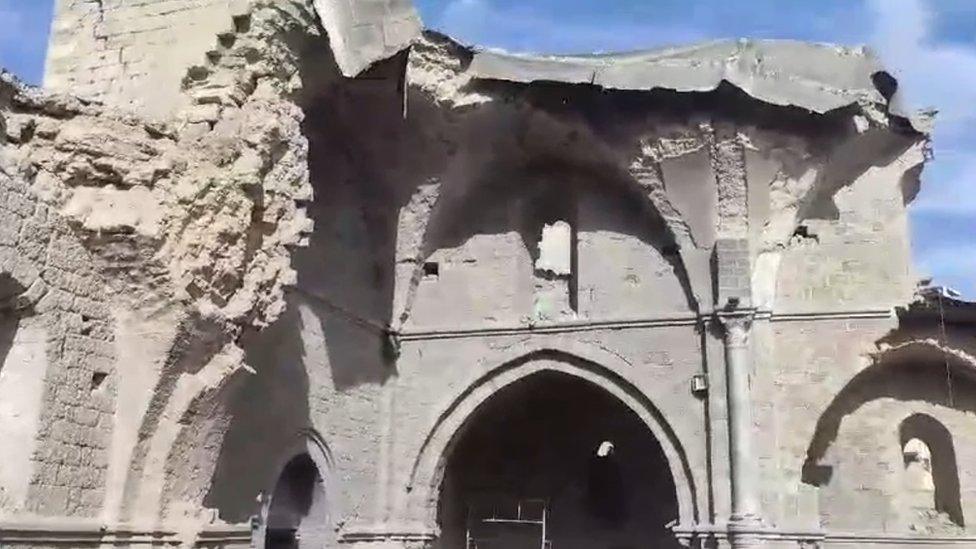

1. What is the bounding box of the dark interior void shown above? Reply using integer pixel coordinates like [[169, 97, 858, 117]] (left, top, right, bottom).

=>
[[266, 454, 329, 549], [900, 414, 964, 527], [438, 371, 679, 549]]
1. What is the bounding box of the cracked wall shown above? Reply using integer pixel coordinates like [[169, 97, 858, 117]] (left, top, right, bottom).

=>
[[1, 1, 318, 534], [2, 1, 971, 548]]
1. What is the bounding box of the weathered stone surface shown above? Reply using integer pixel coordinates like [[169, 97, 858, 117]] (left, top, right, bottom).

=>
[[0, 1, 972, 549]]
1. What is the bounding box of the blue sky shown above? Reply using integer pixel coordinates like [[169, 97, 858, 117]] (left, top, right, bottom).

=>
[[1, 0, 973, 297]]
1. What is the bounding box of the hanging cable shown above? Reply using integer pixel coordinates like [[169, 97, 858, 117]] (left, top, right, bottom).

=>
[[936, 290, 955, 408]]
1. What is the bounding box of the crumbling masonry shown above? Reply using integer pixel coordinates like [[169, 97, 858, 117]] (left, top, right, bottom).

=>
[[1, 1, 974, 548]]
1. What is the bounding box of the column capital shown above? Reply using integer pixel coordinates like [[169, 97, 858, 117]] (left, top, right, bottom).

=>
[[717, 309, 755, 348]]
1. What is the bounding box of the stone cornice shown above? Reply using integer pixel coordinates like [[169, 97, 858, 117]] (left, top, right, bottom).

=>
[[394, 308, 896, 342], [0, 520, 250, 547]]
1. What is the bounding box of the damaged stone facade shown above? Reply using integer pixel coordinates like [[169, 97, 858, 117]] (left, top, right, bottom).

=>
[[0, 1, 972, 548]]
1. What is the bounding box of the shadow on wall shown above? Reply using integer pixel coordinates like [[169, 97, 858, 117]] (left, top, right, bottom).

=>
[[202, 44, 414, 523], [203, 299, 314, 522], [0, 273, 27, 372], [0, 316, 19, 374], [421, 160, 696, 317], [801, 351, 976, 490]]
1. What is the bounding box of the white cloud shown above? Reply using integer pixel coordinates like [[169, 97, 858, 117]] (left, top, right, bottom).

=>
[[867, 0, 976, 135], [866, 0, 976, 295]]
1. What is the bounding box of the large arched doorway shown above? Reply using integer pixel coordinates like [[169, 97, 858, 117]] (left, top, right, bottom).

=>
[[438, 371, 680, 549], [265, 454, 330, 549]]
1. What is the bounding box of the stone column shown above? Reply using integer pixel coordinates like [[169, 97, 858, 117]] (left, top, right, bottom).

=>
[[719, 310, 762, 546]]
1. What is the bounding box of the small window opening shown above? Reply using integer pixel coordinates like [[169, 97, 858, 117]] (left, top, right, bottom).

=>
[[899, 414, 964, 528], [535, 220, 573, 277], [90, 371, 108, 393], [422, 261, 439, 280], [266, 453, 329, 549], [525, 186, 579, 319], [903, 438, 934, 490], [596, 440, 615, 458], [532, 218, 579, 317]]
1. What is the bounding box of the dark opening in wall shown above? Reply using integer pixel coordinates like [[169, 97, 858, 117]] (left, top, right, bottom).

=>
[[586, 440, 627, 526], [232, 14, 251, 34], [265, 453, 329, 549], [791, 224, 820, 244], [899, 414, 964, 527], [423, 261, 440, 280], [80, 314, 92, 335], [90, 371, 108, 393], [439, 370, 680, 549]]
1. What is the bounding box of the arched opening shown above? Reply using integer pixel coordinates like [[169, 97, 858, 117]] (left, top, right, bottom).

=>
[[265, 454, 329, 549], [437, 371, 680, 549], [899, 414, 964, 529], [800, 345, 973, 533]]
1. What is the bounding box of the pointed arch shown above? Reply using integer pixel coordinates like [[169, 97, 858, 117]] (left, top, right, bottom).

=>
[[899, 413, 964, 527], [406, 345, 699, 535]]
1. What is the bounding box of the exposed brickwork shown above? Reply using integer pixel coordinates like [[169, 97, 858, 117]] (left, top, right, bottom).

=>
[[716, 237, 752, 307], [46, 0, 245, 114], [0, 134, 115, 517], [0, 1, 967, 548]]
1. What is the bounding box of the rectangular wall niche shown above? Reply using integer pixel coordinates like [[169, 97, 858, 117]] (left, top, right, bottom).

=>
[[533, 219, 578, 320], [536, 221, 572, 276], [422, 261, 440, 280]]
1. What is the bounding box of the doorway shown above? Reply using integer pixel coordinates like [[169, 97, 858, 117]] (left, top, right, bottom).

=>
[[265, 453, 329, 549], [438, 371, 680, 549]]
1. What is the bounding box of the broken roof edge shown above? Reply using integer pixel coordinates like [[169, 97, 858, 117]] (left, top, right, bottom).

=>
[[427, 33, 932, 134], [0, 69, 98, 119], [311, 0, 423, 78], [899, 288, 976, 324], [297, 1, 931, 133]]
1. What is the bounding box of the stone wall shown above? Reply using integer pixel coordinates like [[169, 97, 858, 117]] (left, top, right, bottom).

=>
[[3, 1, 970, 548], [1, 1, 321, 534], [45, 0, 247, 116], [44, 0, 421, 116], [0, 106, 116, 517]]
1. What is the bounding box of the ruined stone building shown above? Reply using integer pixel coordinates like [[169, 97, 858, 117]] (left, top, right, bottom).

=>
[[1, 1, 974, 548]]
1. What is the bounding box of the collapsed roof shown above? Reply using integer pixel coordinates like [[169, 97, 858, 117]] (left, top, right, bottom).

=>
[[320, 0, 928, 133]]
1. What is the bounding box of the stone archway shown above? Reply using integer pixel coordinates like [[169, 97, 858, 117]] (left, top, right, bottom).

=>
[[407, 349, 697, 547], [437, 370, 682, 549], [265, 453, 330, 549], [801, 341, 976, 533]]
